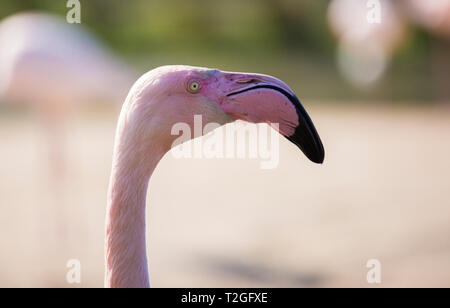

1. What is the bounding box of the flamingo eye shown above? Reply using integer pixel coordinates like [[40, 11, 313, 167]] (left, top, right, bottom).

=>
[[188, 80, 201, 93]]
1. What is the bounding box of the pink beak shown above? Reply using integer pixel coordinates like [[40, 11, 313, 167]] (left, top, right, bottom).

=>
[[205, 70, 325, 164]]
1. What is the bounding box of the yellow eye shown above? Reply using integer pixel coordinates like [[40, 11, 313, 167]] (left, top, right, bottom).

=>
[[188, 80, 200, 93]]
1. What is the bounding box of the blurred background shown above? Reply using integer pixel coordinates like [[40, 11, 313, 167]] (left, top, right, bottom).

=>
[[0, 0, 449, 287]]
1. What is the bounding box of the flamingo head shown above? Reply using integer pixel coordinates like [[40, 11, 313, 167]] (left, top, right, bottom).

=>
[[126, 65, 324, 164]]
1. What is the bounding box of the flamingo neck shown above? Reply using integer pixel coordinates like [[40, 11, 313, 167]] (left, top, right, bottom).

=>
[[105, 131, 167, 288]]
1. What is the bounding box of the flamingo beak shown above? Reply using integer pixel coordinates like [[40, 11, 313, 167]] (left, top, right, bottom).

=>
[[212, 71, 325, 164]]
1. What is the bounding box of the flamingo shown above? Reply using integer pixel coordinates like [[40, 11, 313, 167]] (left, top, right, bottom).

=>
[[402, 0, 450, 102], [404, 0, 450, 37], [327, 0, 407, 87], [0, 12, 135, 178], [105, 65, 325, 288], [0, 12, 135, 241]]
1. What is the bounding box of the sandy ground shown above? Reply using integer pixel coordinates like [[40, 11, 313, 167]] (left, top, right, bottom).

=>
[[0, 104, 449, 288]]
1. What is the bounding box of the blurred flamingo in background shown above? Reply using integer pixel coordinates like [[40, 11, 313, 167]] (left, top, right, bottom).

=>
[[105, 65, 324, 287], [402, 0, 450, 102], [328, 0, 450, 101], [327, 0, 407, 88], [0, 12, 135, 176], [404, 0, 450, 37], [0, 12, 135, 239]]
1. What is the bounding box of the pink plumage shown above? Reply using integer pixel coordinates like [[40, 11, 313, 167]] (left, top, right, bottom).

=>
[[105, 65, 324, 288]]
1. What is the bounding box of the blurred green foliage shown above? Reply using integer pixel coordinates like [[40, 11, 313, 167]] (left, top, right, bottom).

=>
[[0, 0, 444, 102]]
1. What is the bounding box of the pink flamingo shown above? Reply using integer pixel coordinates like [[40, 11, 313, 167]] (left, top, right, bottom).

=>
[[327, 0, 407, 87], [0, 12, 135, 241], [403, 0, 450, 101], [0, 12, 135, 178], [404, 0, 450, 37], [105, 65, 325, 288]]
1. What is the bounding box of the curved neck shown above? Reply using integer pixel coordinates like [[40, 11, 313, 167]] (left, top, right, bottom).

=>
[[105, 124, 167, 288]]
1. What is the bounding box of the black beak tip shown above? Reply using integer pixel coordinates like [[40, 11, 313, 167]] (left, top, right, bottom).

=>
[[310, 149, 325, 164], [301, 145, 324, 164], [286, 134, 325, 164], [285, 94, 325, 165], [308, 141, 325, 164]]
